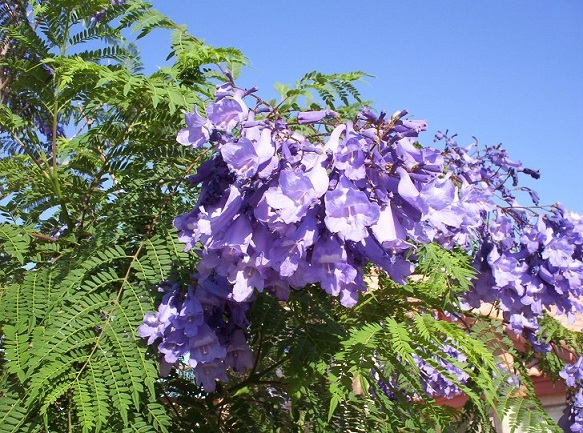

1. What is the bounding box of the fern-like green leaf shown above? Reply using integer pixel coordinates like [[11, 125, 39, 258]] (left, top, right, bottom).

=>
[[0, 396, 28, 433], [0, 223, 30, 264], [2, 324, 30, 383]]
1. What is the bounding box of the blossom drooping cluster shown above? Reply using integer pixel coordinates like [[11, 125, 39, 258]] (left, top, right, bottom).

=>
[[138, 281, 253, 391], [469, 208, 583, 339], [413, 343, 469, 399], [440, 134, 583, 345], [172, 84, 486, 309], [139, 80, 583, 392], [559, 357, 583, 432]]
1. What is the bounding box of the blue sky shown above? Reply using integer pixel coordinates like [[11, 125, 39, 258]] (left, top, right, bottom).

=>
[[143, 1, 583, 213]]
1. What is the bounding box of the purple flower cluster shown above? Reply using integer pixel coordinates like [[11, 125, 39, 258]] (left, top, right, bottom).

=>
[[138, 281, 253, 392], [559, 357, 583, 432], [139, 81, 583, 391], [440, 133, 583, 343], [173, 84, 482, 310], [413, 343, 469, 399]]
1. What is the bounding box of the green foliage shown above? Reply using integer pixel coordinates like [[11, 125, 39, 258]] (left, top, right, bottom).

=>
[[274, 70, 372, 121], [0, 223, 31, 265], [0, 1, 241, 431], [0, 233, 198, 432]]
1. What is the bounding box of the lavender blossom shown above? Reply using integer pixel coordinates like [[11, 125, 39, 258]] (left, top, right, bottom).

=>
[[297, 109, 338, 124], [176, 109, 213, 148], [324, 175, 380, 242]]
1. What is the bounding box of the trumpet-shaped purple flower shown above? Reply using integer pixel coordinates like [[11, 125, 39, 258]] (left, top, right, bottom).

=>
[[297, 109, 338, 124], [264, 168, 324, 224], [208, 213, 253, 256], [194, 359, 229, 392], [334, 128, 368, 180], [189, 323, 227, 365], [138, 288, 179, 345], [225, 329, 254, 372], [311, 234, 358, 301], [171, 288, 204, 338], [370, 202, 407, 247], [176, 108, 213, 148], [269, 208, 319, 277], [542, 237, 575, 268], [207, 84, 248, 132], [229, 256, 265, 302], [137, 312, 165, 346], [220, 134, 276, 180], [562, 389, 583, 432], [324, 176, 380, 242], [197, 185, 243, 241], [395, 167, 421, 211], [159, 329, 189, 364]]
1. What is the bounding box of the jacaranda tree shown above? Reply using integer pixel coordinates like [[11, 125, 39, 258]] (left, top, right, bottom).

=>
[[1, 1, 582, 432]]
